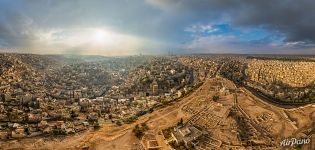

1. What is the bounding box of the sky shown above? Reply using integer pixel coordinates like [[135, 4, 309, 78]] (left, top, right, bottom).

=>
[[0, 0, 315, 56]]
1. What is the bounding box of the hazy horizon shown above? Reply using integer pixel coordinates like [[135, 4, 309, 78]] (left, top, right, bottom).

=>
[[1, 0, 315, 56]]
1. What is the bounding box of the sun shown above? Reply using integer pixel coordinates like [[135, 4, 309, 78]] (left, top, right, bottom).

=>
[[93, 30, 105, 42], [92, 29, 107, 44]]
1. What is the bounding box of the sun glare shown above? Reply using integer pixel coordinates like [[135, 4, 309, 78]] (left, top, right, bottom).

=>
[[92, 29, 106, 44]]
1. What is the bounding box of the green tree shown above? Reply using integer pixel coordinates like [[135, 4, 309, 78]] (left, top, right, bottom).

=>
[[212, 95, 220, 102], [94, 122, 101, 130], [116, 120, 122, 126], [133, 124, 144, 138], [132, 123, 149, 139], [141, 122, 149, 130]]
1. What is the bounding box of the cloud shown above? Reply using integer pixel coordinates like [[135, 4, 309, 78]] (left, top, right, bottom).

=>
[[183, 33, 315, 55], [183, 35, 239, 53], [20, 27, 157, 56], [147, 0, 315, 45], [184, 24, 218, 33], [0, 0, 315, 55], [0, 10, 37, 47], [0, 0, 178, 55]]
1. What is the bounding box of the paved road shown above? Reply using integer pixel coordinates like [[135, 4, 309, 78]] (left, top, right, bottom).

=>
[[241, 83, 313, 108]]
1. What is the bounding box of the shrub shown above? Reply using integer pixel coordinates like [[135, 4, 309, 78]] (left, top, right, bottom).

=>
[[212, 95, 220, 101]]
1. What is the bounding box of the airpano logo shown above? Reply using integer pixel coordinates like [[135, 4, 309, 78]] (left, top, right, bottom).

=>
[[280, 138, 311, 147]]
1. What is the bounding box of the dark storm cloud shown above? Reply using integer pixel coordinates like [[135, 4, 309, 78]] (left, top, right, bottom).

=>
[[148, 0, 315, 45]]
